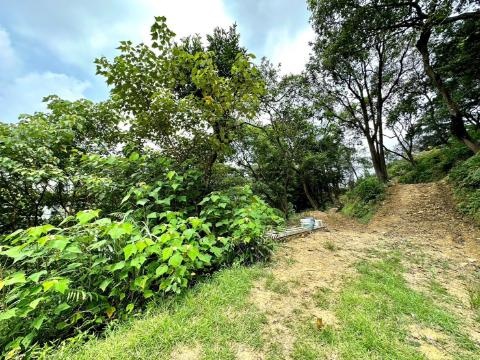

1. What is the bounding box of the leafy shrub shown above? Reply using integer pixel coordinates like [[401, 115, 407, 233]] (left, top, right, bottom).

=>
[[449, 153, 480, 223], [0, 171, 282, 357], [389, 139, 472, 184], [341, 176, 386, 222]]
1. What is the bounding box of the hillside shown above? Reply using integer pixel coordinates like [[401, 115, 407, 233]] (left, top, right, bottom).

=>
[[54, 182, 480, 359]]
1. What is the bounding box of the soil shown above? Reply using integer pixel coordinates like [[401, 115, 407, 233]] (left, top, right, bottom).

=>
[[249, 181, 480, 359]]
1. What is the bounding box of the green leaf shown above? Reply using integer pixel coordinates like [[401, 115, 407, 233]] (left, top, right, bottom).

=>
[[109, 222, 134, 240], [129, 152, 140, 161], [198, 253, 212, 264], [110, 261, 125, 272], [29, 298, 43, 309], [54, 302, 71, 315], [0, 245, 25, 260], [76, 209, 100, 224], [99, 279, 112, 292], [54, 279, 70, 294], [48, 238, 70, 251], [28, 270, 47, 283], [123, 243, 137, 260], [155, 264, 169, 277], [0, 308, 17, 321], [166, 170, 176, 180], [162, 247, 174, 260], [134, 276, 149, 290], [32, 315, 46, 330], [168, 252, 183, 267], [4, 272, 26, 286], [126, 303, 134, 313], [130, 255, 147, 269], [187, 247, 200, 261], [136, 198, 149, 206]]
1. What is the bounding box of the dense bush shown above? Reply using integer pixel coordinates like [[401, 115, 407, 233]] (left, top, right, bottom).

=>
[[0, 170, 282, 358], [341, 176, 386, 222], [449, 154, 480, 223], [389, 140, 472, 184]]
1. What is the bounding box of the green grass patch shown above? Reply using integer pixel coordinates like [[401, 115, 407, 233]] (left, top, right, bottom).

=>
[[49, 266, 267, 360], [293, 253, 479, 359], [264, 273, 290, 295], [389, 139, 472, 184], [449, 153, 480, 224], [341, 176, 386, 223]]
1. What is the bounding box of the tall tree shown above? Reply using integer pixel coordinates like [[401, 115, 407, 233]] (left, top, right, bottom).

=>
[[307, 3, 414, 181], [95, 18, 265, 190], [308, 0, 480, 153]]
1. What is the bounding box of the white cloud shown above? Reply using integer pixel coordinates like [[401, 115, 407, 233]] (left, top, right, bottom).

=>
[[139, 0, 234, 41], [269, 27, 314, 75], [6, 1, 234, 71], [0, 27, 20, 78], [0, 72, 89, 122]]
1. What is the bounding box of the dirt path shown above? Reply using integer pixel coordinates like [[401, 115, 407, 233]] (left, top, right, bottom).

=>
[[249, 181, 480, 359]]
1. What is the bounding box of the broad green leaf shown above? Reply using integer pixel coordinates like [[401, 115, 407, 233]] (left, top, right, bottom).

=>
[[4, 272, 26, 286], [106, 306, 116, 318], [32, 315, 46, 330], [109, 222, 134, 240], [29, 298, 43, 309], [187, 247, 200, 261], [134, 276, 149, 290], [123, 243, 137, 260], [126, 303, 134, 313], [162, 247, 173, 260], [136, 198, 149, 206], [155, 264, 168, 277], [168, 252, 183, 267], [130, 255, 147, 269], [166, 170, 176, 180], [76, 209, 100, 224], [54, 279, 70, 294], [129, 152, 140, 161], [198, 253, 212, 264], [0, 308, 17, 321], [110, 261, 125, 272], [99, 279, 112, 291], [48, 238, 70, 251], [54, 302, 71, 315]]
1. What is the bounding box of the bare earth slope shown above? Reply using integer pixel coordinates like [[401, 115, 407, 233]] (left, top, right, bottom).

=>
[[249, 181, 480, 359]]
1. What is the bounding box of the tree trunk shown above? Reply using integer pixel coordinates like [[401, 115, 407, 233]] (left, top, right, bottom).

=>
[[301, 177, 319, 210], [366, 137, 388, 182], [416, 27, 480, 153]]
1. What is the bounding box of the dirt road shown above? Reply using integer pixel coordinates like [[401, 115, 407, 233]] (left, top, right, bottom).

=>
[[249, 181, 480, 359]]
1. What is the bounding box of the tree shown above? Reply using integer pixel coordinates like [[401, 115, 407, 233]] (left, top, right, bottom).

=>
[[235, 67, 354, 214], [0, 97, 130, 233], [95, 18, 265, 190], [308, 0, 480, 153], [307, 4, 414, 181]]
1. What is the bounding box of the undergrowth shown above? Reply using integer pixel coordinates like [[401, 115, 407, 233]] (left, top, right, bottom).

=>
[[389, 139, 472, 184], [341, 176, 386, 223]]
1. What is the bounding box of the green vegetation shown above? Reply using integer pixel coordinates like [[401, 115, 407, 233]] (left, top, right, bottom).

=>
[[450, 154, 480, 223], [49, 266, 266, 360], [2, 0, 480, 357], [0, 178, 281, 357], [293, 254, 478, 359], [389, 140, 472, 184], [341, 177, 386, 222]]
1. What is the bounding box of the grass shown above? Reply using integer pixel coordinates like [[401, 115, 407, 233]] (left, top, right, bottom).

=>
[[46, 249, 480, 359], [323, 240, 339, 251], [49, 266, 267, 360], [292, 253, 479, 359], [264, 273, 290, 295]]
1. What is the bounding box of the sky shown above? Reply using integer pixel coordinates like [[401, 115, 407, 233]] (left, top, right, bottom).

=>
[[0, 0, 314, 123]]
